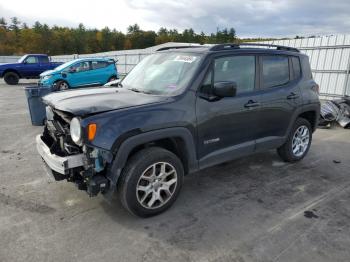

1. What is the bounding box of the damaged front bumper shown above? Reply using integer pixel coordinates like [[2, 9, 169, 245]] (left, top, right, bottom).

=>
[[36, 134, 110, 196], [36, 135, 85, 175]]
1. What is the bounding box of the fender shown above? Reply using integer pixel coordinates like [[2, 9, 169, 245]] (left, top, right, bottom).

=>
[[286, 102, 320, 136], [3, 69, 21, 78], [104, 127, 198, 197]]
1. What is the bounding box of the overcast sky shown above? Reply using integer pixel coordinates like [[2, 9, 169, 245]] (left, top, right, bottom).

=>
[[0, 0, 349, 38]]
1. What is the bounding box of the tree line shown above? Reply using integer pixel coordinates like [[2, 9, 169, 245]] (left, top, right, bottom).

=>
[[0, 17, 244, 56]]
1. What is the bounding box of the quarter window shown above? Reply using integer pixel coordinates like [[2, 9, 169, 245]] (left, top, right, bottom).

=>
[[201, 70, 212, 94], [213, 56, 255, 94], [291, 56, 301, 80], [262, 56, 289, 88]]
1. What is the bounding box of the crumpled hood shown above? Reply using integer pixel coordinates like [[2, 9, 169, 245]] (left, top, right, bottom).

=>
[[42, 87, 169, 116]]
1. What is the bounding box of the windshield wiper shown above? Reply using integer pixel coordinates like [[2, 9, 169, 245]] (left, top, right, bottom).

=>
[[128, 88, 153, 94], [128, 87, 141, 93]]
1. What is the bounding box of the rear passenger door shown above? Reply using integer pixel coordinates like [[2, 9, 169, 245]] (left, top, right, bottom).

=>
[[38, 56, 51, 72], [256, 55, 302, 150], [90, 61, 111, 85]]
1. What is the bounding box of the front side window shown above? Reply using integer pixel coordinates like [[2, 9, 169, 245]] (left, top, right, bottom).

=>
[[262, 56, 289, 88], [25, 56, 38, 64], [70, 61, 90, 72], [121, 52, 202, 95], [213, 56, 255, 94]]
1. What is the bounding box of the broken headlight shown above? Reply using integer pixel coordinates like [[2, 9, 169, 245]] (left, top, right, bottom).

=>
[[70, 117, 83, 146]]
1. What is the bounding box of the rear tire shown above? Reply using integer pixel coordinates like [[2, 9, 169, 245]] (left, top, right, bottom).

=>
[[118, 147, 184, 217], [4, 72, 19, 85], [277, 117, 312, 162], [108, 76, 118, 82], [54, 80, 69, 91]]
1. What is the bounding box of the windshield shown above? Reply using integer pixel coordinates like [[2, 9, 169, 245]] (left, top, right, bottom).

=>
[[54, 60, 79, 71], [17, 55, 28, 63], [121, 52, 202, 95]]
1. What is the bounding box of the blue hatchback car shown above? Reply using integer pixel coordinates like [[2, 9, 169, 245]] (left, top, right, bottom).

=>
[[39, 58, 118, 90]]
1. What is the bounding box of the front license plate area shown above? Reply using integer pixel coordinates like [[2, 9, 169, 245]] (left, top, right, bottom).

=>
[[42, 159, 66, 181]]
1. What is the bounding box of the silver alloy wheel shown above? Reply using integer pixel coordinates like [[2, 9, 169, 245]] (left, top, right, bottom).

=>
[[292, 125, 310, 157], [136, 162, 178, 209], [59, 82, 69, 90]]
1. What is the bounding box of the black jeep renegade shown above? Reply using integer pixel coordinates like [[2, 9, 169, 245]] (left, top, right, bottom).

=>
[[36, 43, 320, 217]]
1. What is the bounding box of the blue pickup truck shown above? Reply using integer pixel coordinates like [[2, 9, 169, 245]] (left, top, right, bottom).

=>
[[0, 54, 62, 85]]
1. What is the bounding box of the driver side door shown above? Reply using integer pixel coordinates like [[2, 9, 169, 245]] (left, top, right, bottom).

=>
[[196, 54, 261, 169], [21, 56, 40, 77], [66, 61, 91, 87]]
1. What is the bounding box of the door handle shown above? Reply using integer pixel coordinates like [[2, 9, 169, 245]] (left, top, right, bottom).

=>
[[244, 100, 260, 108], [287, 92, 299, 100]]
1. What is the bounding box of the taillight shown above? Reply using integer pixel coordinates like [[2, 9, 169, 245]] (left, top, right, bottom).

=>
[[312, 84, 320, 94]]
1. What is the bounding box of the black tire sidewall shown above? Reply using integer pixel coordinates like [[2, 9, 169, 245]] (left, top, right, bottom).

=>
[[4, 72, 19, 85], [284, 118, 312, 162], [54, 80, 69, 91], [108, 76, 117, 82], [119, 148, 184, 217]]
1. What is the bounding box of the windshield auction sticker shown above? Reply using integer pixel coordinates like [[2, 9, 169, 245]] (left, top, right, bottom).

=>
[[174, 55, 197, 63]]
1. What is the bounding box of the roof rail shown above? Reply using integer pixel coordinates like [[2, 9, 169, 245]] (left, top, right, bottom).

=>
[[156, 45, 204, 51], [209, 43, 300, 53]]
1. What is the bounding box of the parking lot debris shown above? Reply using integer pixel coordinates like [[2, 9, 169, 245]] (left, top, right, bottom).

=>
[[319, 97, 350, 128], [304, 210, 319, 219], [333, 160, 341, 164]]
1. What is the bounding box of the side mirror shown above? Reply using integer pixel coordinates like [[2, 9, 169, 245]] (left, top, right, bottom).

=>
[[23, 60, 27, 64], [213, 81, 237, 97], [61, 72, 67, 78]]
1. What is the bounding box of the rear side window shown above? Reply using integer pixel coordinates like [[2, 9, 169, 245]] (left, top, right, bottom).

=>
[[291, 56, 301, 79], [262, 56, 289, 88], [39, 56, 49, 63], [92, 61, 108, 70], [214, 56, 255, 94]]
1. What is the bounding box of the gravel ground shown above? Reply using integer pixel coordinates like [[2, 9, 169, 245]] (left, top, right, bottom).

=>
[[1, 80, 350, 262]]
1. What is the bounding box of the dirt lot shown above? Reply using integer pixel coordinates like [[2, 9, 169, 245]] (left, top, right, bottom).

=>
[[1, 80, 350, 262]]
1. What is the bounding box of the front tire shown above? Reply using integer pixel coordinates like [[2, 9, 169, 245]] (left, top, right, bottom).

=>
[[118, 147, 184, 217], [277, 117, 312, 162], [54, 80, 69, 91], [4, 72, 19, 85]]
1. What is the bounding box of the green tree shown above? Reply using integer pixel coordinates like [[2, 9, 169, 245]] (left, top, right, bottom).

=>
[[0, 18, 243, 55], [9, 17, 20, 32], [0, 17, 7, 29], [127, 24, 140, 34]]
